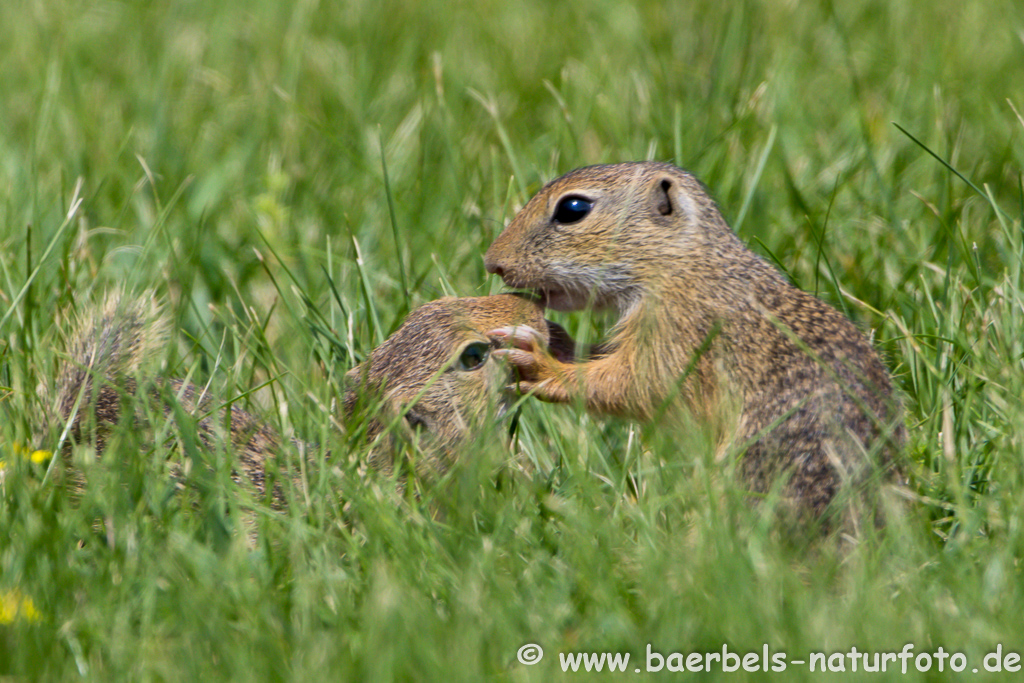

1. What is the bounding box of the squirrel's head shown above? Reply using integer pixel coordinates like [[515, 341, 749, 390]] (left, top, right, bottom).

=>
[[342, 294, 548, 479], [484, 162, 726, 313]]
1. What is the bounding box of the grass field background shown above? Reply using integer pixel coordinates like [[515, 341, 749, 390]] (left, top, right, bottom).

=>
[[2, 0, 1024, 679]]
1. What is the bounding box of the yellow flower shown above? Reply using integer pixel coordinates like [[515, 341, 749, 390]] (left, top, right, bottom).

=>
[[2, 442, 54, 467], [0, 589, 41, 625], [30, 449, 53, 464]]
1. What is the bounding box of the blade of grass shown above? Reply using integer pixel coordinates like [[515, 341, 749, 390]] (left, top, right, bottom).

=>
[[894, 122, 1012, 222], [378, 126, 411, 313]]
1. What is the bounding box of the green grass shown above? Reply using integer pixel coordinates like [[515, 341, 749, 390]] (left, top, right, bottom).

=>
[[2, 0, 1024, 679]]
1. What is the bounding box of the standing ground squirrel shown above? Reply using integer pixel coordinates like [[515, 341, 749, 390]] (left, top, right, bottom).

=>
[[484, 162, 904, 517], [48, 292, 548, 500]]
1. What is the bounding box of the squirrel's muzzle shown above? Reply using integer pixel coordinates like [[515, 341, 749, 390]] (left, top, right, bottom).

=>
[[483, 257, 504, 278]]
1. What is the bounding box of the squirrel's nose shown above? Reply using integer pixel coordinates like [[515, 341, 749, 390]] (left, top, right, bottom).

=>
[[484, 259, 504, 278]]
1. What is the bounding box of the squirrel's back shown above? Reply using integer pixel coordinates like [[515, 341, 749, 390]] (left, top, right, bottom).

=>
[[48, 291, 287, 500], [51, 292, 169, 454]]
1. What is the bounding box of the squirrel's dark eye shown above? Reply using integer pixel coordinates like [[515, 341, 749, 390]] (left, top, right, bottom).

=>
[[553, 196, 593, 224], [456, 341, 490, 371]]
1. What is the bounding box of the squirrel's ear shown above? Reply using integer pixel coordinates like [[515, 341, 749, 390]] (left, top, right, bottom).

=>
[[654, 178, 673, 216]]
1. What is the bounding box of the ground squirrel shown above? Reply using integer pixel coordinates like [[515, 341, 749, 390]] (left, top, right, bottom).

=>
[[342, 293, 549, 479], [49, 292, 548, 501], [484, 161, 904, 518]]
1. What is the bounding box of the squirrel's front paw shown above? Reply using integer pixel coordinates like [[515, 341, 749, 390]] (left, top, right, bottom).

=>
[[488, 325, 568, 400], [488, 324, 550, 383]]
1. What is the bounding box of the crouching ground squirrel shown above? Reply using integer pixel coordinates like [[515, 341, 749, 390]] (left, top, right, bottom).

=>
[[48, 292, 548, 501], [484, 162, 905, 518]]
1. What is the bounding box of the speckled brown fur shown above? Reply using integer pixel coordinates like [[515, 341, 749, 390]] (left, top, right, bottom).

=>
[[484, 162, 904, 519]]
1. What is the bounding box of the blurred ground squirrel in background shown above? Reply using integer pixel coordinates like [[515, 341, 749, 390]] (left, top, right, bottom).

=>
[[46, 291, 548, 501], [484, 161, 905, 520]]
